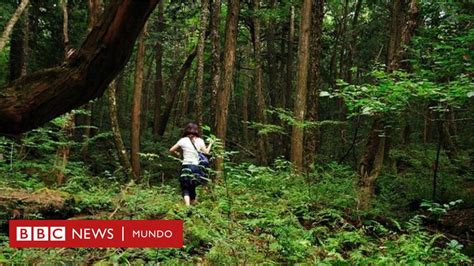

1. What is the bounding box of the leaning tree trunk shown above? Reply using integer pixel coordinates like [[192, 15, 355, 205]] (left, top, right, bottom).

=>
[[214, 0, 241, 176], [290, 0, 313, 171], [252, 0, 268, 165], [305, 0, 324, 166], [0, 0, 160, 135], [157, 47, 197, 136], [108, 79, 133, 179], [0, 0, 29, 52], [130, 27, 146, 180], [195, 0, 210, 126]]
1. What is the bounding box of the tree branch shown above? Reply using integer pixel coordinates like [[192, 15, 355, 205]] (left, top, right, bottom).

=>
[[0, 0, 160, 135]]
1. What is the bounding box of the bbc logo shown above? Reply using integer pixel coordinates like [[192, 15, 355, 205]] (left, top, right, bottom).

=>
[[16, 226, 66, 241]]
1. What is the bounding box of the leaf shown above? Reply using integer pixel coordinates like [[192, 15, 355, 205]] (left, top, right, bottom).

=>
[[467, 91, 474, 98], [319, 91, 331, 97], [362, 106, 374, 115]]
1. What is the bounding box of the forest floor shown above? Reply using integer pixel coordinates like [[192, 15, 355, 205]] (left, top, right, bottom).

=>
[[0, 158, 473, 264]]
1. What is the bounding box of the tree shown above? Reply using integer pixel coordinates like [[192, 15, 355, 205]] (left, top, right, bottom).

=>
[[285, 5, 295, 111], [130, 27, 147, 179], [209, 0, 221, 127], [152, 0, 165, 140], [195, 0, 210, 126], [346, 0, 363, 83], [156, 47, 197, 136], [0, 0, 30, 52], [0, 0, 160, 135], [357, 0, 420, 210], [54, 0, 74, 185], [252, 0, 268, 165], [290, 0, 313, 171], [8, 4, 29, 82], [215, 0, 241, 175], [305, 0, 324, 166], [108, 79, 133, 179], [81, 0, 103, 159]]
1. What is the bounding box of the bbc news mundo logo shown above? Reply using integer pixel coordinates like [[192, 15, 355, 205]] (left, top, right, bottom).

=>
[[10, 220, 183, 248], [16, 226, 66, 241]]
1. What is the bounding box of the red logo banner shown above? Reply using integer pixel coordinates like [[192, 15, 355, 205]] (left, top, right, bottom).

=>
[[9, 220, 183, 248]]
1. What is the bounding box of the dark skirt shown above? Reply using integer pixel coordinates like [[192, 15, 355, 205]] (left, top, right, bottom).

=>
[[179, 164, 206, 200]]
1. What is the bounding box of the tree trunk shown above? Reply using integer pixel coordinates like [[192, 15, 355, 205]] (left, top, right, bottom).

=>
[[266, 0, 278, 109], [252, 0, 268, 165], [20, 6, 29, 77], [214, 0, 241, 175], [329, 14, 342, 90], [180, 76, 191, 124], [81, 0, 103, 158], [54, 0, 75, 185], [282, 5, 295, 159], [384, 0, 420, 162], [290, 0, 313, 171], [195, 0, 210, 126], [157, 47, 197, 136], [441, 108, 458, 161], [346, 0, 363, 83], [357, 118, 386, 210], [8, 11, 29, 82], [242, 68, 250, 145], [0, 0, 29, 52], [387, 0, 403, 69], [423, 106, 433, 144], [358, 0, 420, 209], [388, 0, 420, 71], [285, 5, 295, 110], [152, 0, 165, 140], [0, 0, 160, 135], [338, 0, 349, 81], [305, 0, 324, 166], [87, 0, 103, 32], [210, 0, 222, 128], [130, 28, 146, 180], [108, 79, 133, 179]]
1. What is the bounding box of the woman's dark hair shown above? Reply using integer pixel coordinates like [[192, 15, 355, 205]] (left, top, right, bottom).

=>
[[182, 122, 201, 137]]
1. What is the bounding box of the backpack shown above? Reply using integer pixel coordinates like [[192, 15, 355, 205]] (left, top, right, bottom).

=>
[[188, 137, 210, 168]]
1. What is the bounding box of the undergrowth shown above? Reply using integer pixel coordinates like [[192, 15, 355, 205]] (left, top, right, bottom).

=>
[[0, 156, 471, 264]]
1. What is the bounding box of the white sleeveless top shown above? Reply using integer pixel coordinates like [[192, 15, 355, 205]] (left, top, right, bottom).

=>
[[176, 137, 205, 165]]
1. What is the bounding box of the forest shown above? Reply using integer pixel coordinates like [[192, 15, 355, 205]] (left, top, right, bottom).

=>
[[0, 0, 473, 264]]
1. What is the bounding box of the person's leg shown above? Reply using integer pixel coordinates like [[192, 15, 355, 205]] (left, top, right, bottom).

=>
[[180, 166, 193, 206], [181, 186, 191, 206], [180, 182, 191, 206], [189, 185, 197, 205], [183, 194, 191, 206]]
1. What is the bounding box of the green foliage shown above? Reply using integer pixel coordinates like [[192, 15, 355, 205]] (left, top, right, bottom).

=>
[[421, 199, 463, 217], [0, 153, 471, 264], [336, 69, 472, 119]]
